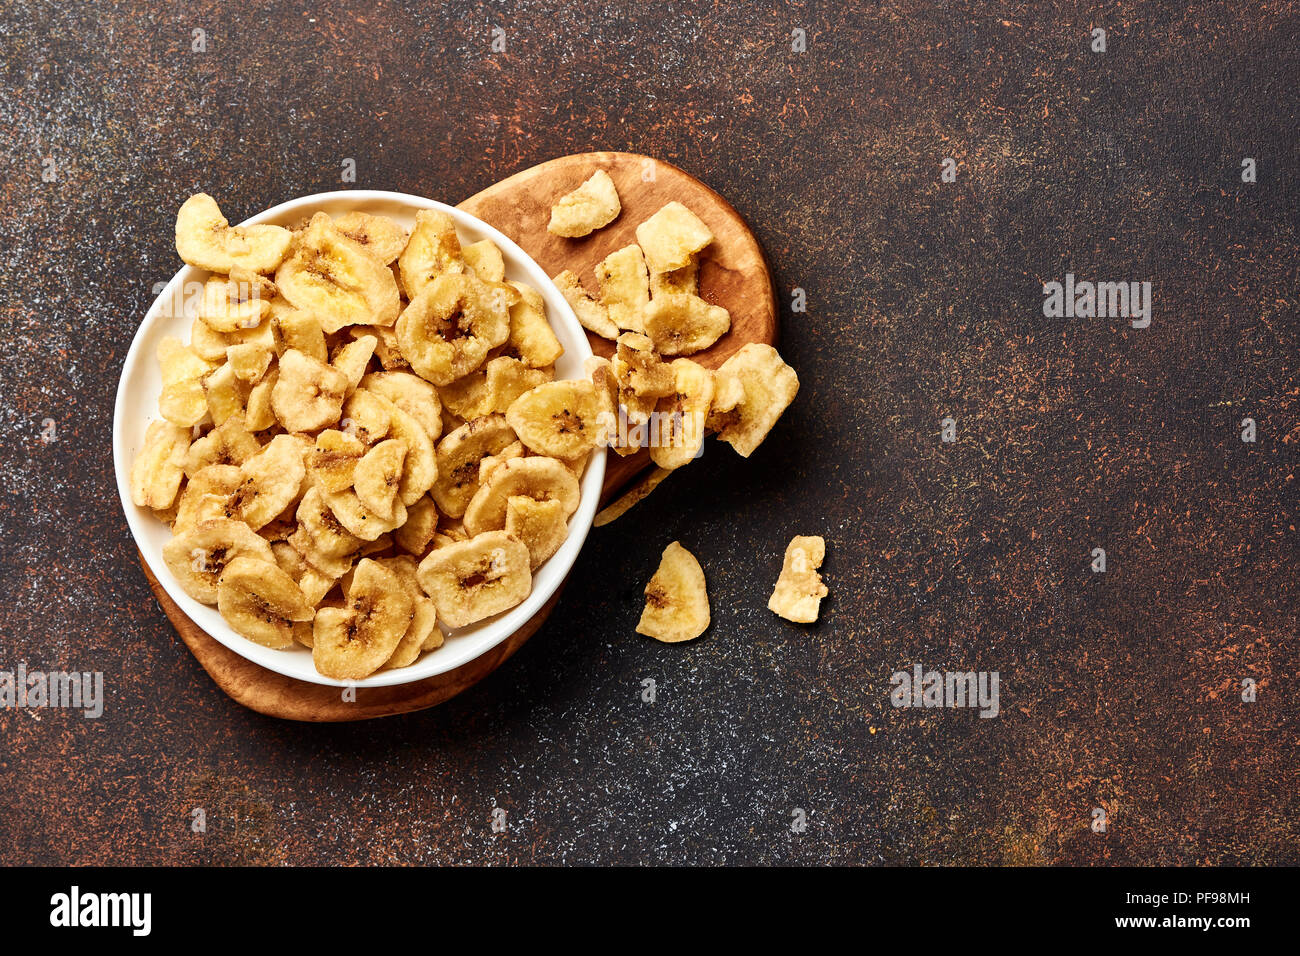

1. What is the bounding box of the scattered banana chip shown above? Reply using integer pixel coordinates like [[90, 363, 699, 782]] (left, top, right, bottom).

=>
[[548, 169, 621, 238], [596, 244, 650, 333], [173, 464, 242, 535], [202, 362, 250, 427], [226, 341, 273, 383], [396, 272, 509, 385], [708, 343, 799, 457], [131, 419, 191, 510], [217, 556, 314, 649], [553, 270, 620, 340], [649, 359, 714, 470], [636, 541, 710, 643], [650, 260, 698, 298], [310, 428, 366, 493], [642, 292, 730, 356], [612, 332, 674, 424], [312, 558, 413, 679], [504, 379, 601, 460], [635, 202, 714, 274], [175, 193, 292, 275], [416, 530, 532, 629], [271, 306, 327, 363], [768, 535, 828, 623], [275, 212, 400, 333]]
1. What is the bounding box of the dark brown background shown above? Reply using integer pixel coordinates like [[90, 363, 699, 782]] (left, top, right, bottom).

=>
[[0, 1, 1295, 865]]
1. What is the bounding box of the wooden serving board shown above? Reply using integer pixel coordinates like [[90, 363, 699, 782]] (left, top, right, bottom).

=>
[[146, 151, 777, 721]]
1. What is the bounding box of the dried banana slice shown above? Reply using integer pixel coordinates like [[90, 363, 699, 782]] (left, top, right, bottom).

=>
[[584, 356, 624, 452], [296, 486, 363, 558], [244, 368, 278, 431], [173, 464, 242, 535], [394, 495, 440, 557], [226, 434, 307, 531], [548, 169, 621, 238], [768, 535, 828, 623], [635, 541, 710, 643], [202, 363, 249, 427], [333, 211, 409, 265], [463, 238, 506, 283], [504, 379, 601, 460], [130, 419, 190, 510], [226, 341, 273, 383], [271, 348, 349, 432], [430, 414, 518, 518], [270, 305, 327, 363], [370, 395, 437, 506], [331, 335, 376, 395], [360, 371, 443, 442], [596, 244, 650, 333], [319, 485, 407, 541], [310, 429, 366, 493], [312, 558, 414, 679], [416, 530, 531, 629], [162, 517, 277, 604], [158, 336, 215, 427], [395, 273, 510, 386], [478, 440, 525, 484], [612, 332, 673, 425], [650, 260, 698, 298], [635, 202, 713, 274], [504, 281, 564, 368], [275, 212, 400, 333], [339, 389, 392, 445], [708, 343, 799, 457], [642, 293, 730, 356], [175, 193, 292, 274], [504, 495, 569, 570], [553, 270, 620, 340], [355, 323, 409, 371], [649, 359, 714, 470], [462, 456, 580, 537], [446, 357, 553, 421], [377, 555, 441, 666], [397, 209, 465, 299], [287, 525, 357, 579], [270, 541, 339, 608], [353, 438, 407, 519], [197, 270, 275, 333], [217, 556, 314, 649], [183, 414, 260, 477], [191, 314, 274, 363], [436, 367, 492, 420]]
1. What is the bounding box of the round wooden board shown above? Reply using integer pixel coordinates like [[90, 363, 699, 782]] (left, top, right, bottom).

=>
[[147, 151, 777, 721]]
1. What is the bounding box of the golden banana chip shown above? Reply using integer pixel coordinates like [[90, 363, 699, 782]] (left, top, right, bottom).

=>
[[636, 541, 710, 643], [462, 455, 580, 537], [226, 341, 273, 383], [394, 495, 439, 557], [477, 440, 525, 485], [768, 535, 828, 623], [175, 193, 292, 275], [431, 414, 518, 518], [333, 211, 408, 265], [649, 260, 698, 298], [312, 558, 413, 679], [225, 434, 307, 531], [377, 555, 441, 666], [649, 359, 714, 470], [217, 556, 314, 649], [612, 332, 674, 425], [370, 395, 437, 506], [415, 530, 532, 629], [244, 369, 278, 431], [130, 419, 191, 510], [463, 238, 506, 283], [310, 428, 366, 493], [708, 343, 799, 457], [275, 212, 400, 333], [202, 362, 250, 427], [360, 370, 443, 443], [162, 517, 277, 605], [642, 292, 730, 356], [398, 209, 465, 299], [173, 464, 242, 535], [396, 272, 510, 385], [504, 281, 564, 368], [184, 414, 259, 477], [197, 270, 275, 333], [548, 169, 621, 238], [271, 348, 349, 432], [504, 379, 601, 460], [553, 269, 620, 340], [635, 202, 714, 274], [295, 486, 363, 558], [339, 388, 392, 445], [592, 467, 671, 527], [331, 334, 376, 395], [504, 495, 568, 570], [596, 244, 650, 333], [158, 336, 215, 427], [270, 305, 327, 363], [320, 484, 407, 542], [353, 438, 407, 519]]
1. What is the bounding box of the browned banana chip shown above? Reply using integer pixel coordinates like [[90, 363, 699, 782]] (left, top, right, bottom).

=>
[[331, 334, 376, 394], [131, 419, 191, 510], [430, 414, 518, 518], [175, 193, 292, 274], [504, 281, 564, 368], [296, 486, 363, 558], [592, 467, 671, 527], [396, 273, 510, 385], [197, 270, 275, 333], [635, 540, 710, 643], [275, 212, 400, 333], [226, 341, 274, 383], [437, 367, 492, 420], [635, 202, 714, 274], [270, 304, 327, 363], [162, 517, 277, 604], [612, 332, 674, 424], [216, 556, 314, 649], [504, 495, 569, 571], [184, 414, 260, 477], [310, 429, 366, 493], [173, 464, 242, 535], [649, 260, 698, 298], [642, 293, 730, 356], [463, 238, 506, 283], [707, 343, 799, 457], [596, 244, 650, 333], [353, 438, 408, 519], [397, 209, 465, 299], [547, 169, 620, 238], [158, 336, 215, 427], [312, 558, 413, 679], [504, 379, 602, 460], [226, 434, 307, 531], [394, 495, 440, 557], [271, 348, 349, 432], [377, 555, 441, 666], [415, 530, 531, 629], [768, 535, 828, 624], [553, 270, 620, 340], [354, 323, 409, 371], [360, 371, 443, 442], [333, 211, 409, 265], [649, 359, 714, 470], [339, 388, 392, 445], [462, 455, 580, 537]]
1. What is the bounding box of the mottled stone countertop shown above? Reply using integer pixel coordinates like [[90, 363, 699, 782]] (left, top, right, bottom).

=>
[[0, 1, 1294, 864]]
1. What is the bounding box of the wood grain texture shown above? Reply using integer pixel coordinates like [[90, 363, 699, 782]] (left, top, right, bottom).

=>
[[148, 151, 777, 721]]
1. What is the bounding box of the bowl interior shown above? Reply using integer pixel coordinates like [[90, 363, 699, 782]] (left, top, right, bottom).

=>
[[114, 190, 605, 688]]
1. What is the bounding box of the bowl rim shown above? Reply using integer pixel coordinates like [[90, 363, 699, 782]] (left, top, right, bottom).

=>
[[113, 189, 606, 688]]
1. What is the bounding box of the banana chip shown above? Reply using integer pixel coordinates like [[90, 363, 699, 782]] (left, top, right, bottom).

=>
[[649, 359, 714, 470], [463, 238, 506, 283], [642, 292, 730, 356], [398, 209, 465, 299], [396, 272, 510, 386], [768, 535, 828, 623], [217, 556, 314, 649], [553, 270, 620, 340], [271, 348, 349, 433], [462, 456, 580, 537], [548, 169, 621, 238], [504, 281, 564, 368], [310, 428, 366, 493], [173, 464, 242, 535], [353, 438, 407, 519], [504, 495, 569, 570], [244, 369, 278, 431], [226, 341, 273, 383], [416, 530, 531, 629], [312, 558, 413, 679], [635, 202, 714, 274], [649, 260, 698, 298], [175, 193, 292, 274], [333, 211, 408, 265], [612, 332, 674, 424], [596, 244, 650, 333], [270, 306, 327, 363], [370, 395, 437, 506], [162, 518, 277, 604], [636, 541, 710, 643], [320, 484, 407, 542], [592, 467, 671, 527], [708, 343, 799, 457], [478, 440, 525, 484], [339, 389, 392, 445], [377, 555, 441, 666], [202, 362, 250, 427], [430, 414, 518, 518], [331, 335, 376, 395], [275, 212, 400, 333], [296, 486, 363, 559], [197, 270, 275, 333], [184, 414, 260, 477], [504, 379, 602, 460], [226, 434, 307, 531], [158, 336, 215, 427], [394, 495, 439, 557], [130, 419, 191, 510], [360, 371, 443, 442]]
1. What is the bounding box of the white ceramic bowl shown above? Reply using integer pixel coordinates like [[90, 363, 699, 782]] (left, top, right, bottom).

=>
[[114, 190, 605, 687]]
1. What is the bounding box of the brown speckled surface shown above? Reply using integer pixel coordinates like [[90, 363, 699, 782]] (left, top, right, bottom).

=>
[[0, 1, 1296, 865]]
